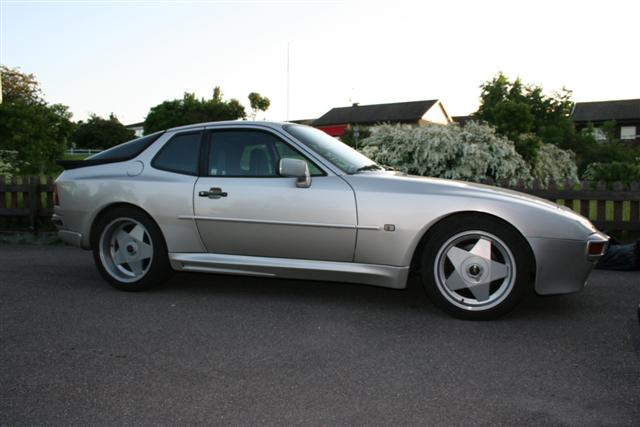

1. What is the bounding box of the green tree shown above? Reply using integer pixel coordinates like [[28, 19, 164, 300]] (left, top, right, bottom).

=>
[[71, 113, 135, 149], [143, 88, 247, 134], [248, 92, 271, 119], [0, 65, 73, 174], [0, 65, 42, 104], [474, 72, 575, 161]]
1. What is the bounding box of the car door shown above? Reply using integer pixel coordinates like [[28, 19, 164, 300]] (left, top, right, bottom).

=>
[[193, 126, 358, 262]]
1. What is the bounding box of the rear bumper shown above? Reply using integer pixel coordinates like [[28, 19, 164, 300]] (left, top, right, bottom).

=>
[[53, 213, 85, 248], [58, 230, 84, 247], [529, 231, 609, 295]]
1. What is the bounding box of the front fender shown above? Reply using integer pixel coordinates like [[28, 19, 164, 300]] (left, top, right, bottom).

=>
[[346, 175, 597, 268]]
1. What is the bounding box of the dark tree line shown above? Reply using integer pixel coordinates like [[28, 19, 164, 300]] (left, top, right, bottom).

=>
[[0, 65, 271, 174], [472, 72, 640, 180]]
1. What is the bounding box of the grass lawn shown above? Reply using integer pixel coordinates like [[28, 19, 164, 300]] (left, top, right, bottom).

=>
[[560, 199, 633, 222], [62, 153, 89, 161]]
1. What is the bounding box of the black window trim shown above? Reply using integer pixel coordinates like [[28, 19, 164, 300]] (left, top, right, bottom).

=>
[[151, 130, 204, 176], [202, 128, 327, 178]]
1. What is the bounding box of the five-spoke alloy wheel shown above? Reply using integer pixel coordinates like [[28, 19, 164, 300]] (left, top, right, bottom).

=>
[[421, 215, 532, 319], [99, 218, 154, 283], [92, 206, 171, 291]]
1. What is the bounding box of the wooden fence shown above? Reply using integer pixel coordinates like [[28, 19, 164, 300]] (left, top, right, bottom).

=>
[[1, 176, 639, 232], [482, 179, 640, 232], [0, 176, 56, 230]]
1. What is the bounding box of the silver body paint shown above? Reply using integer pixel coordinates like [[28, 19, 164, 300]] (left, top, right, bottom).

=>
[[54, 121, 608, 295]]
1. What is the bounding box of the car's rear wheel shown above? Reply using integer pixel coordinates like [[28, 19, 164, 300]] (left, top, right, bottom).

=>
[[92, 206, 172, 291], [420, 215, 532, 320]]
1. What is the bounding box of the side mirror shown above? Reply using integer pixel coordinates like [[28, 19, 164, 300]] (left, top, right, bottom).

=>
[[279, 158, 311, 188]]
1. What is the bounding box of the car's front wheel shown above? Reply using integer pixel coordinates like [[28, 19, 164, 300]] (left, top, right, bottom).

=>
[[92, 206, 172, 291], [420, 215, 533, 320]]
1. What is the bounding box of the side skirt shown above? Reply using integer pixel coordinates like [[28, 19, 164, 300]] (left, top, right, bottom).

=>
[[169, 252, 410, 289]]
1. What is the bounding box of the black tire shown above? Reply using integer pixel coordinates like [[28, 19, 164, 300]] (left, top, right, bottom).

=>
[[420, 214, 533, 320], [91, 206, 172, 291]]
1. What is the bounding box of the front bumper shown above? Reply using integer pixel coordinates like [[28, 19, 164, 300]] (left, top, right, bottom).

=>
[[529, 231, 609, 295]]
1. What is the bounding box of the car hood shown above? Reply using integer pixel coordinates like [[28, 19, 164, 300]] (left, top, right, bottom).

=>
[[345, 172, 597, 234], [355, 171, 558, 207]]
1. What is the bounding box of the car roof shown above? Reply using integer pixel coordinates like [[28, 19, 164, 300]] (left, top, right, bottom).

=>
[[166, 120, 295, 133]]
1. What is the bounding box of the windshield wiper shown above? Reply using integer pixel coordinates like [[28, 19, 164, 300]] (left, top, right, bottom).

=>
[[355, 164, 384, 172]]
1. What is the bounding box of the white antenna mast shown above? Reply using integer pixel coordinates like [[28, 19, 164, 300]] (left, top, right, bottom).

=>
[[286, 42, 290, 121]]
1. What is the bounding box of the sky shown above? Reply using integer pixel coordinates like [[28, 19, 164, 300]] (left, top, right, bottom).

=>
[[1, 0, 639, 125]]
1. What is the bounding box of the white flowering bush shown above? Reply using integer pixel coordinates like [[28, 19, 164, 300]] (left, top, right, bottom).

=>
[[360, 122, 533, 185], [360, 122, 580, 188], [530, 143, 579, 186], [0, 150, 20, 179]]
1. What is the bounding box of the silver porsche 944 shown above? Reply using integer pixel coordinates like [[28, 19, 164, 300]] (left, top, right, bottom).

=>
[[53, 121, 609, 319]]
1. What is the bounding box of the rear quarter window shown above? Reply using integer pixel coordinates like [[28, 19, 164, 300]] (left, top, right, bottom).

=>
[[152, 132, 202, 175], [90, 131, 164, 161]]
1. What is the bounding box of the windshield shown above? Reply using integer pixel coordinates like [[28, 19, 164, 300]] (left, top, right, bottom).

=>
[[283, 124, 382, 174]]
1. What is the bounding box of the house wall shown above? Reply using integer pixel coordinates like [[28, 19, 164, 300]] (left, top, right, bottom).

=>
[[419, 102, 451, 125], [575, 120, 640, 143]]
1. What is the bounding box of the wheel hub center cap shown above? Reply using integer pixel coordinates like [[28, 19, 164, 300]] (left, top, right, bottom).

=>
[[126, 243, 137, 255], [461, 256, 489, 283], [468, 264, 482, 277]]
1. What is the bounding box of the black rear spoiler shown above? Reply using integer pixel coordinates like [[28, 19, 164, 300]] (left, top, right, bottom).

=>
[[56, 158, 129, 170]]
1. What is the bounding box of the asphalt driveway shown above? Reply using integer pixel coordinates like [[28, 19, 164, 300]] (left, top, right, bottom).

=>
[[1, 244, 639, 426]]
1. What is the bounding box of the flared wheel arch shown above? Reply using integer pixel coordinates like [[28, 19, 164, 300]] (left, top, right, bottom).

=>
[[89, 203, 166, 251], [409, 211, 536, 283]]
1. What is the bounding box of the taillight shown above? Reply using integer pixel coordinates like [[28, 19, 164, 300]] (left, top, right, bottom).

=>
[[53, 183, 60, 206]]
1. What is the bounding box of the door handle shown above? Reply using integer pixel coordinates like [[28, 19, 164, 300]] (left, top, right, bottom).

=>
[[198, 187, 228, 199]]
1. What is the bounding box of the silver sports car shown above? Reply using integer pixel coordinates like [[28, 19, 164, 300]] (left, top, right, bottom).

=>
[[54, 121, 609, 319]]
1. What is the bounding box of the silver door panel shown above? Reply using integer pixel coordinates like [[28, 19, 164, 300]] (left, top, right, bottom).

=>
[[193, 176, 357, 261]]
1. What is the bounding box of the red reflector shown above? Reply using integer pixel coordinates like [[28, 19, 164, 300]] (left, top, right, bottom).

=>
[[588, 242, 605, 256]]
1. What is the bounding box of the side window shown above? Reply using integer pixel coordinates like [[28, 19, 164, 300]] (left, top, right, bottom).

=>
[[274, 140, 324, 176], [208, 130, 324, 177], [152, 132, 202, 175]]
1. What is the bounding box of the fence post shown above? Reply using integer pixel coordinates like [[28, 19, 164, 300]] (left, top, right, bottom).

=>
[[28, 176, 38, 232], [579, 181, 590, 218], [0, 175, 5, 209], [563, 180, 574, 211]]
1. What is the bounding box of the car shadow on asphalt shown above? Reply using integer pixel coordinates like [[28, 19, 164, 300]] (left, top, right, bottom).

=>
[[148, 271, 586, 322], [18, 243, 606, 323]]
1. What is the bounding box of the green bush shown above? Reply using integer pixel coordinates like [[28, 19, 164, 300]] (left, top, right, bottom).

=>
[[0, 150, 20, 178], [71, 114, 135, 150], [0, 65, 73, 174], [582, 161, 640, 185]]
